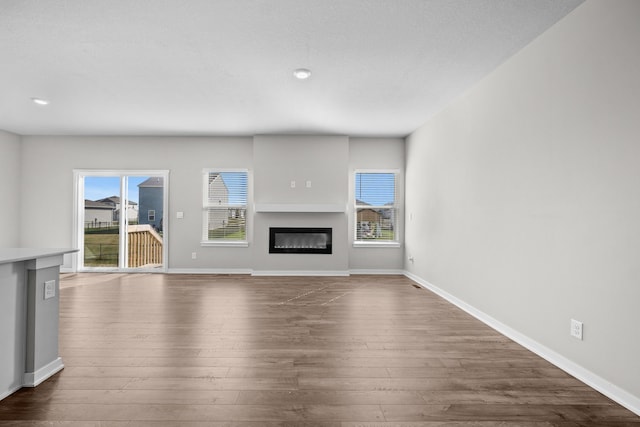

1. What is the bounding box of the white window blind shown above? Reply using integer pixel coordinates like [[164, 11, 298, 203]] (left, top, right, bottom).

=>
[[354, 171, 397, 242], [203, 170, 248, 242]]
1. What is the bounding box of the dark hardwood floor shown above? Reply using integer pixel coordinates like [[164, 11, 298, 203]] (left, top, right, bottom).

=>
[[0, 273, 638, 426]]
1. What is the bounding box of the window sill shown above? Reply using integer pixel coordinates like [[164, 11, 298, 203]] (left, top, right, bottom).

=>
[[353, 241, 401, 248], [201, 241, 249, 248]]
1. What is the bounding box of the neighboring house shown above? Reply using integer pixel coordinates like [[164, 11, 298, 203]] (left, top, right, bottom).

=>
[[84, 200, 115, 227], [355, 199, 382, 223], [96, 196, 139, 223], [355, 199, 382, 239], [356, 208, 382, 238], [138, 177, 164, 231], [357, 208, 382, 224], [207, 173, 230, 231]]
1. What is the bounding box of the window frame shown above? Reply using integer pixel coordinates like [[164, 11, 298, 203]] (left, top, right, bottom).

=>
[[72, 169, 170, 273], [201, 168, 249, 247], [353, 169, 401, 248]]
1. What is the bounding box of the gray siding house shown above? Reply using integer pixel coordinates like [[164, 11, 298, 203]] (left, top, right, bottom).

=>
[[84, 200, 114, 227], [138, 177, 164, 231]]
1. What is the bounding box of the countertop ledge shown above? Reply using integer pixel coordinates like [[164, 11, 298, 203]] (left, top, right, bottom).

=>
[[0, 248, 78, 265]]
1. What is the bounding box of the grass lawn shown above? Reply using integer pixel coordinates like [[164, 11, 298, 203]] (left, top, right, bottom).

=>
[[360, 229, 395, 240], [208, 228, 246, 240], [208, 219, 246, 240], [84, 233, 119, 267]]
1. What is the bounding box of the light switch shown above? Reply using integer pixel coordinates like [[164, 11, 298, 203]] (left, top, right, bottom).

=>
[[306, 180, 312, 188], [177, 211, 184, 219], [44, 280, 56, 300], [290, 180, 296, 188]]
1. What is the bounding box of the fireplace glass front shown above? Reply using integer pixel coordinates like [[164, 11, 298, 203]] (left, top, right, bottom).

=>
[[269, 227, 332, 254]]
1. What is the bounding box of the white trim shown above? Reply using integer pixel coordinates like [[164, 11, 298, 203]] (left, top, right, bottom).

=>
[[71, 170, 82, 272], [350, 269, 404, 275], [23, 357, 64, 387], [167, 268, 253, 275], [74, 169, 169, 273], [168, 268, 253, 275], [354, 168, 401, 174], [252, 270, 350, 277], [404, 271, 640, 417], [353, 169, 400, 245], [202, 169, 249, 245], [77, 267, 165, 274], [353, 241, 401, 248], [200, 240, 249, 248], [168, 268, 407, 276], [202, 167, 249, 174], [119, 176, 128, 268], [0, 384, 23, 401]]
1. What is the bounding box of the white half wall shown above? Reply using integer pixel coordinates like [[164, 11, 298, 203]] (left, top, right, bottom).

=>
[[0, 130, 21, 247], [405, 0, 640, 412]]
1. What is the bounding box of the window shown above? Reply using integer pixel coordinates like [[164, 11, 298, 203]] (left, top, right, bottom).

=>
[[354, 171, 398, 245], [74, 170, 168, 272], [202, 169, 248, 246]]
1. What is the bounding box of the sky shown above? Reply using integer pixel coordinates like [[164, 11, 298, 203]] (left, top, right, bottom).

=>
[[84, 176, 151, 203], [355, 172, 396, 206], [219, 172, 247, 205]]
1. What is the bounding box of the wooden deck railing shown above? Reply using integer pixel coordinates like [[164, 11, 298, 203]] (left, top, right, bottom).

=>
[[127, 224, 163, 268]]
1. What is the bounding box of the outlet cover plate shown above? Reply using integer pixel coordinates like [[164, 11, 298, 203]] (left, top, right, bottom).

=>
[[570, 319, 583, 340], [44, 280, 56, 300]]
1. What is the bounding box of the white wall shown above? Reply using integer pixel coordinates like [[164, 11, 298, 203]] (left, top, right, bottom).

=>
[[20, 136, 254, 271], [253, 135, 350, 274], [0, 130, 21, 247], [405, 0, 640, 411], [349, 137, 405, 272], [254, 135, 349, 206], [19, 135, 405, 273]]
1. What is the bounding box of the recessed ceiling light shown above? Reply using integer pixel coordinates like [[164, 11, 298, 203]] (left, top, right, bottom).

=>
[[31, 98, 50, 106], [293, 68, 312, 80]]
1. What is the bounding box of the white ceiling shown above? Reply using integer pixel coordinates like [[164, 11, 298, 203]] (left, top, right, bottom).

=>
[[0, 0, 583, 137]]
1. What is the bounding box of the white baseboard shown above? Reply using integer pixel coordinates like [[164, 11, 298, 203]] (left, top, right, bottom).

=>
[[0, 384, 23, 401], [350, 269, 405, 275], [169, 268, 403, 276], [404, 271, 640, 417], [251, 270, 350, 277], [23, 357, 64, 387], [69, 268, 405, 277], [167, 268, 252, 275]]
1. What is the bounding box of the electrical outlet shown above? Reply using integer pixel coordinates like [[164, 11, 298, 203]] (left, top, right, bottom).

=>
[[191, 252, 197, 260], [44, 280, 56, 300], [570, 319, 583, 340]]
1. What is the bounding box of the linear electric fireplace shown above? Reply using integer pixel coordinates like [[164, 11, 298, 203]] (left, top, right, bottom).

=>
[[269, 227, 332, 254]]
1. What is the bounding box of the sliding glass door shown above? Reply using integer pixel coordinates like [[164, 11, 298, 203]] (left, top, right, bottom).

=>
[[75, 170, 168, 272]]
